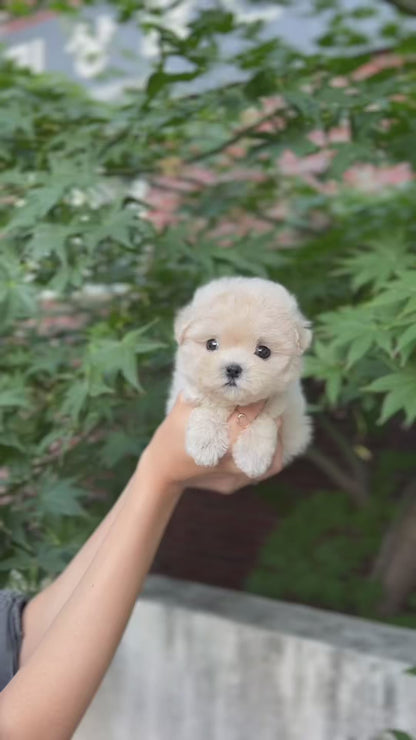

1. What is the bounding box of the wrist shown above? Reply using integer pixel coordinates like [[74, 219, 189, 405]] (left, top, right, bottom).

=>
[[134, 447, 184, 501]]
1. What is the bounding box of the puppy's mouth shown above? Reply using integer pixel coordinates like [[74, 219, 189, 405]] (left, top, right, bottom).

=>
[[222, 379, 245, 397]]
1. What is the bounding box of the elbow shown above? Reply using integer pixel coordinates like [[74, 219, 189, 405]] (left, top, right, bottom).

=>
[[0, 714, 16, 740], [0, 720, 40, 740], [0, 718, 20, 740], [0, 706, 32, 740], [0, 703, 73, 740]]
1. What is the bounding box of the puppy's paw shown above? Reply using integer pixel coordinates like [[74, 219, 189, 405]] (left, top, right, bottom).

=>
[[186, 408, 229, 467], [232, 416, 277, 478], [281, 413, 313, 466]]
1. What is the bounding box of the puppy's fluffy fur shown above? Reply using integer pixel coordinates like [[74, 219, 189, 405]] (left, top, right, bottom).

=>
[[167, 276, 312, 478]]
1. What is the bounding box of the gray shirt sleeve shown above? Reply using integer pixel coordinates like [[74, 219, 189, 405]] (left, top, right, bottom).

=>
[[0, 589, 29, 692]]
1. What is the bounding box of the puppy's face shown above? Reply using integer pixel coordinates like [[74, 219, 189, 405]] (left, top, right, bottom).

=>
[[174, 281, 311, 405]]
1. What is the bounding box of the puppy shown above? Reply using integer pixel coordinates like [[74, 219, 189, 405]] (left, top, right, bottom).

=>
[[167, 276, 312, 478]]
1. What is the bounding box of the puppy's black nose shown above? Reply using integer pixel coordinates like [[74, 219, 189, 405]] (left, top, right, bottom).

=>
[[225, 363, 242, 379]]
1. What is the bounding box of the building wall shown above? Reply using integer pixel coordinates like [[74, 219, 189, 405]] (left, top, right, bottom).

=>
[[75, 576, 416, 740]]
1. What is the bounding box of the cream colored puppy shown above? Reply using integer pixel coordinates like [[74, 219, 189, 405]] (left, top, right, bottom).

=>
[[167, 276, 312, 478]]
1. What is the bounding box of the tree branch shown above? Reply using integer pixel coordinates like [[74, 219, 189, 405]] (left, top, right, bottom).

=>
[[184, 107, 284, 164], [384, 0, 416, 15], [372, 477, 416, 580], [317, 415, 370, 499], [371, 477, 416, 616], [305, 447, 369, 508]]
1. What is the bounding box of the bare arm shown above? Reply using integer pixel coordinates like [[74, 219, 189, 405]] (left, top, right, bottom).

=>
[[18, 475, 136, 667], [0, 397, 281, 739], [0, 467, 182, 739]]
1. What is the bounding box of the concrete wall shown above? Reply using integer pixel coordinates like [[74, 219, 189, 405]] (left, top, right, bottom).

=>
[[75, 576, 416, 740]]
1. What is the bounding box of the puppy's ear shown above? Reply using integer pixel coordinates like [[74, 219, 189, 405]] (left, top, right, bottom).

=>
[[295, 317, 313, 354], [174, 303, 194, 344]]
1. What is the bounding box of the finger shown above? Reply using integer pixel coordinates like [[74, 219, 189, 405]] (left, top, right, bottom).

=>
[[227, 400, 267, 445], [211, 471, 250, 495], [229, 399, 266, 425], [169, 393, 196, 428], [171, 392, 192, 414]]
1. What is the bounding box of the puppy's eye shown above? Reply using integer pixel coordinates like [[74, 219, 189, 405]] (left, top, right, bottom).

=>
[[206, 338, 219, 351], [255, 345, 271, 360]]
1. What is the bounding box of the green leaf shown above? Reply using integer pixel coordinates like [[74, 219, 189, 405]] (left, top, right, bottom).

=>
[[0, 553, 34, 572], [34, 543, 69, 574], [371, 272, 416, 309], [365, 371, 413, 394], [346, 335, 373, 368], [338, 236, 413, 292], [236, 39, 281, 70], [326, 372, 343, 406], [5, 185, 65, 232], [99, 430, 139, 467], [90, 206, 139, 250], [0, 389, 27, 408], [61, 380, 89, 421], [119, 345, 142, 391], [82, 328, 164, 397], [397, 323, 416, 355], [365, 368, 416, 425], [146, 69, 200, 100], [0, 431, 25, 451], [190, 9, 234, 35], [244, 68, 278, 99], [212, 248, 268, 276], [38, 478, 87, 518], [304, 341, 344, 405], [117, 331, 166, 390], [0, 258, 38, 321], [26, 223, 70, 263]]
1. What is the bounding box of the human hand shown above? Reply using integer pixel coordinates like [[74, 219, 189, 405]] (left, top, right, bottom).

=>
[[138, 395, 282, 495]]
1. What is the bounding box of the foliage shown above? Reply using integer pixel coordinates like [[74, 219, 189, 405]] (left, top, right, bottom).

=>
[[1, 0, 415, 614], [247, 489, 387, 614], [246, 448, 416, 619], [303, 221, 416, 424]]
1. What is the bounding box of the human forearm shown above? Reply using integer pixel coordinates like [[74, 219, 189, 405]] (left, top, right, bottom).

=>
[[0, 396, 282, 739], [20, 474, 136, 666], [0, 470, 182, 740]]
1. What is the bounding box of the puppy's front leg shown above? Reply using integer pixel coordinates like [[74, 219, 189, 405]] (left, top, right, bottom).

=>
[[186, 406, 230, 467], [232, 414, 277, 478]]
